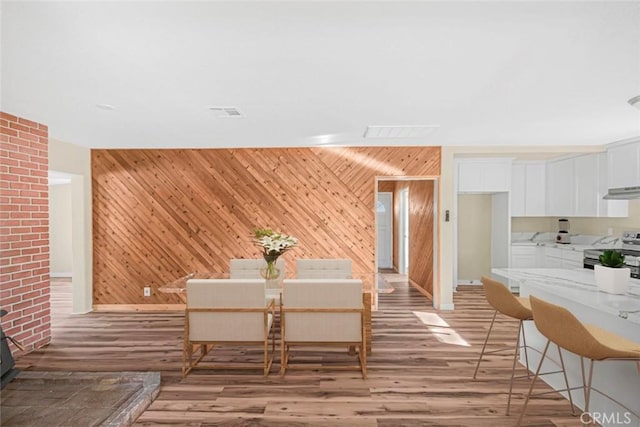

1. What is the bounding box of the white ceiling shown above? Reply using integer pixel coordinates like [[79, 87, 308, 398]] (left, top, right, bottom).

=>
[[2, 1, 640, 149]]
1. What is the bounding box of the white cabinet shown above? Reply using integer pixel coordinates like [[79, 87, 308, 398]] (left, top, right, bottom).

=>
[[607, 141, 640, 189], [542, 247, 564, 268], [511, 162, 546, 216], [537, 245, 584, 269], [510, 245, 537, 268], [561, 250, 583, 269], [597, 153, 628, 217], [546, 158, 574, 217], [544, 153, 627, 218], [573, 154, 598, 217], [458, 159, 511, 193]]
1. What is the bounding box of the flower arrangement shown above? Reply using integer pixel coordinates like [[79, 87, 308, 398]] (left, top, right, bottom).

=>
[[252, 228, 298, 279]]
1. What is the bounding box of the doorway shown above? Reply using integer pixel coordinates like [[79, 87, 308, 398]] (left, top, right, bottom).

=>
[[376, 192, 393, 269], [374, 178, 438, 306], [398, 188, 409, 275]]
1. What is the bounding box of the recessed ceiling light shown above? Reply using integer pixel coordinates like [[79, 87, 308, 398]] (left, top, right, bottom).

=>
[[206, 106, 244, 118], [363, 125, 440, 139], [96, 103, 115, 111]]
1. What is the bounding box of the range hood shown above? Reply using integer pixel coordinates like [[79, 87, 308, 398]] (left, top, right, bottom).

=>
[[603, 186, 640, 200]]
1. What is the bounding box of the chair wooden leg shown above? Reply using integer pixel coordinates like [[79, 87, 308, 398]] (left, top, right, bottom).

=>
[[473, 310, 498, 379], [516, 339, 551, 427]]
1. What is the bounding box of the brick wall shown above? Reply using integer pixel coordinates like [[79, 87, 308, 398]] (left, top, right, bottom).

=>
[[0, 111, 51, 355]]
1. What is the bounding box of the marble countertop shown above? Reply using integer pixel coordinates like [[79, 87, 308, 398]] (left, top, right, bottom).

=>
[[510, 232, 622, 252], [492, 268, 640, 324]]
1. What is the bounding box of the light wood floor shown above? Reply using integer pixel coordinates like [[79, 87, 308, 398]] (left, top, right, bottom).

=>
[[14, 277, 586, 426]]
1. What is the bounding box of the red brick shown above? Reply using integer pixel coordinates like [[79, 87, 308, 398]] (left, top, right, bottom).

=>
[[9, 151, 29, 161], [21, 290, 41, 301], [1, 127, 18, 137], [0, 112, 18, 122], [21, 247, 40, 255], [33, 295, 48, 305], [13, 311, 32, 323], [33, 268, 49, 276], [18, 131, 38, 142], [37, 123, 48, 131], [11, 255, 31, 264], [0, 119, 9, 128], [0, 173, 19, 182], [1, 295, 21, 305], [17, 145, 38, 156], [29, 128, 47, 138], [11, 241, 32, 249], [17, 117, 39, 128], [3, 158, 19, 167], [0, 265, 21, 274], [9, 122, 31, 133]]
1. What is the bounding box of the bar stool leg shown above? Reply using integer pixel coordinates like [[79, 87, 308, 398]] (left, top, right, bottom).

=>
[[557, 346, 576, 415], [516, 339, 551, 427], [473, 310, 498, 379], [521, 324, 530, 379], [506, 320, 523, 415]]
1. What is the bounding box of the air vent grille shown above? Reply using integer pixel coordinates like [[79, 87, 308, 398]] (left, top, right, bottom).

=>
[[207, 106, 244, 118]]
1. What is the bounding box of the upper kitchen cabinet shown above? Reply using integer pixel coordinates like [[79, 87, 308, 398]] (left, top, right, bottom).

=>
[[573, 154, 598, 217], [545, 153, 627, 218], [546, 157, 574, 217], [607, 140, 640, 189], [598, 152, 628, 217], [511, 161, 545, 216], [457, 158, 512, 193]]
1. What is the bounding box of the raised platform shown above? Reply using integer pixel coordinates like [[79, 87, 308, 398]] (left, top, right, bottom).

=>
[[0, 371, 160, 426]]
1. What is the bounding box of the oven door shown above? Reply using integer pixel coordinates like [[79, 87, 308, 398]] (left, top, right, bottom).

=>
[[583, 257, 599, 270]]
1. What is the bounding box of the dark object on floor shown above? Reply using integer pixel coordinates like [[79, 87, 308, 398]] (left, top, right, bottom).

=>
[[1, 309, 23, 389]]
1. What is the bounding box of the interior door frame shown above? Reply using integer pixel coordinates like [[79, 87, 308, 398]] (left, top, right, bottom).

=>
[[374, 176, 439, 309]]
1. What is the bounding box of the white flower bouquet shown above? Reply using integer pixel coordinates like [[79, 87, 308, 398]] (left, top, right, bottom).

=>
[[252, 228, 298, 278]]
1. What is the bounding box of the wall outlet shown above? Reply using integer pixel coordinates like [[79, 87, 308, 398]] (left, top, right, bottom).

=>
[[143, 286, 151, 297]]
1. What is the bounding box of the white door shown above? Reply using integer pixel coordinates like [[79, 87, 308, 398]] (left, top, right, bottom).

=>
[[376, 192, 393, 269], [399, 188, 409, 274]]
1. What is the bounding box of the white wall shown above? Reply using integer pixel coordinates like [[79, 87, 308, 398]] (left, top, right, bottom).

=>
[[48, 139, 93, 313], [457, 194, 492, 281], [49, 184, 73, 275]]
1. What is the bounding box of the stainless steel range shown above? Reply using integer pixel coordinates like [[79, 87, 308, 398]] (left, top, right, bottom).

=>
[[583, 231, 640, 279]]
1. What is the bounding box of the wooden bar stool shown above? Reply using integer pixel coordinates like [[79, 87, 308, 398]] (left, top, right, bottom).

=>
[[473, 276, 534, 414], [517, 295, 640, 426]]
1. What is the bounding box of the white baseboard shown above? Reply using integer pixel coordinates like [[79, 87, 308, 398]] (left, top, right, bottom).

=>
[[51, 272, 73, 278], [438, 303, 455, 310]]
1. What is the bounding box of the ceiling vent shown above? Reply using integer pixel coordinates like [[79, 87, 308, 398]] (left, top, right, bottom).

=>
[[363, 125, 439, 139], [207, 106, 244, 118]]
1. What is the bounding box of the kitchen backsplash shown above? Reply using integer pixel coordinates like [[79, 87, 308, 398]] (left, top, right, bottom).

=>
[[511, 199, 640, 237]]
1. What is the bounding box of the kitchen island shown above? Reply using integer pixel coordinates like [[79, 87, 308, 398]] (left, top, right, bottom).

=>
[[491, 268, 640, 427]]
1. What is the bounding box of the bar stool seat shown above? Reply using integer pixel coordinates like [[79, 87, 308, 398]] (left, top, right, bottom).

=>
[[473, 276, 534, 415], [517, 295, 640, 426]]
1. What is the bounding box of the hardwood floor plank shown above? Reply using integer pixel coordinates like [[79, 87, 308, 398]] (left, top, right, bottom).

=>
[[7, 279, 591, 427]]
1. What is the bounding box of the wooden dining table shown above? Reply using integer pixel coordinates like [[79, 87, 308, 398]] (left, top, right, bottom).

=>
[[158, 272, 393, 354]]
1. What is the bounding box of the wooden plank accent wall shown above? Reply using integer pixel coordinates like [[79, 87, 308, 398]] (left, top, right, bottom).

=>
[[92, 147, 440, 305]]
